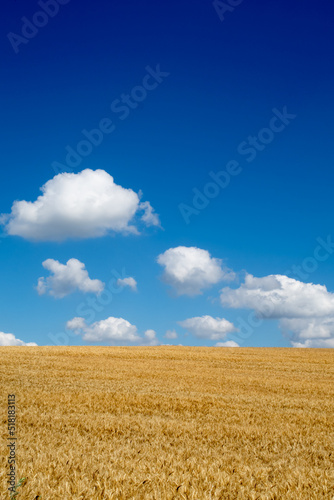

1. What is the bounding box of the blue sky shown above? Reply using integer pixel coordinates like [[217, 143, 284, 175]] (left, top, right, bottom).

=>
[[1, 0, 334, 347]]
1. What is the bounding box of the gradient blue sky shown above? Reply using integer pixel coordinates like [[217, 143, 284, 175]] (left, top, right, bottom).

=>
[[1, 0, 334, 347]]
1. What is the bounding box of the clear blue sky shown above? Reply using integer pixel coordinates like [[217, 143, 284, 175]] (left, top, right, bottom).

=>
[[1, 0, 334, 347]]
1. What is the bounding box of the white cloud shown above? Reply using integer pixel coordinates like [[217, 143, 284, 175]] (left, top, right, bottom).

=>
[[179, 315, 237, 340], [220, 273, 334, 348], [280, 318, 334, 348], [66, 317, 86, 331], [1, 169, 160, 241], [165, 329, 178, 339], [66, 316, 141, 343], [0, 332, 37, 346], [215, 341, 240, 347], [66, 317, 159, 345], [139, 201, 160, 227], [116, 277, 137, 291], [291, 338, 334, 348], [143, 329, 159, 346], [37, 258, 104, 298], [157, 246, 235, 296], [220, 274, 334, 318], [281, 317, 334, 340]]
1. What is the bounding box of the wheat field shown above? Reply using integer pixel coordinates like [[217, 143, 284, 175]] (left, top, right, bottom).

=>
[[0, 346, 333, 499]]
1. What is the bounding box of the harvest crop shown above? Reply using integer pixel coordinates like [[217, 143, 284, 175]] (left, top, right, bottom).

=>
[[1, 346, 333, 499]]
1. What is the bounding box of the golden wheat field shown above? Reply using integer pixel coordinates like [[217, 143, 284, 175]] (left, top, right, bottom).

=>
[[1, 347, 334, 500]]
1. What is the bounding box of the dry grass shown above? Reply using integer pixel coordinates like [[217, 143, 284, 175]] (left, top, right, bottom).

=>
[[1, 346, 334, 499]]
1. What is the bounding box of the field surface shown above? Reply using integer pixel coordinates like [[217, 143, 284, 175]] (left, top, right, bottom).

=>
[[1, 346, 334, 499]]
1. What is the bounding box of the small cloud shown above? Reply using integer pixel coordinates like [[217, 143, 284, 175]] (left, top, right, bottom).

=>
[[66, 317, 86, 332], [117, 277, 138, 292], [37, 258, 104, 298], [179, 315, 237, 341], [157, 246, 235, 296], [139, 201, 161, 227], [66, 316, 140, 343], [66, 316, 158, 346], [143, 329, 159, 346], [165, 329, 178, 339], [215, 341, 240, 347]]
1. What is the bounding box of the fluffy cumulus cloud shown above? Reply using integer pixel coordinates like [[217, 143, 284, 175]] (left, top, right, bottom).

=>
[[37, 258, 104, 298], [179, 315, 237, 341], [66, 316, 141, 343], [220, 274, 334, 318], [0, 332, 37, 346], [215, 341, 240, 347], [116, 277, 137, 291], [1, 169, 160, 241], [66, 316, 158, 345], [157, 246, 235, 296], [66, 317, 86, 331], [220, 273, 334, 347]]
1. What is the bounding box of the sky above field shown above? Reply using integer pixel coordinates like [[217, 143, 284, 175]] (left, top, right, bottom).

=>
[[1, 0, 334, 348]]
